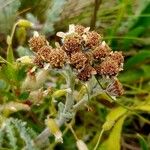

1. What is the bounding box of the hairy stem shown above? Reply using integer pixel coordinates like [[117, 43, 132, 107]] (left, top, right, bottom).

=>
[[34, 66, 75, 147]]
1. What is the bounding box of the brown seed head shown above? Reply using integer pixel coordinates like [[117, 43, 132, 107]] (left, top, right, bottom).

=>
[[109, 51, 124, 66], [84, 31, 101, 49], [70, 52, 88, 70], [107, 79, 124, 96], [29, 35, 47, 52], [48, 48, 66, 68], [37, 46, 52, 62], [92, 42, 111, 60], [75, 25, 85, 34], [63, 34, 82, 55], [34, 56, 44, 68], [95, 59, 120, 76], [77, 64, 96, 81]]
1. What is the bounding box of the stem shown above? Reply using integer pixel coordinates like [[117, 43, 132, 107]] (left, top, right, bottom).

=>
[[67, 124, 78, 140], [34, 66, 75, 147], [93, 129, 104, 150], [90, 0, 102, 30]]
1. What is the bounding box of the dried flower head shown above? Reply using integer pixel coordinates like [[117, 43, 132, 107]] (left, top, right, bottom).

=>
[[70, 52, 88, 71], [92, 41, 111, 60], [29, 34, 47, 52], [95, 59, 120, 77], [106, 79, 124, 96], [63, 34, 82, 55], [83, 31, 101, 49], [34, 56, 44, 68], [109, 51, 124, 66], [37, 46, 52, 62], [77, 65, 96, 81], [75, 25, 85, 34], [48, 48, 66, 68]]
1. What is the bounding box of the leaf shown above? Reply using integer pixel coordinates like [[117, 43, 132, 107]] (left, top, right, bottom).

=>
[[7, 46, 14, 63], [99, 115, 127, 150], [0, 0, 20, 34], [102, 107, 127, 131], [134, 105, 150, 112], [0, 102, 30, 116], [125, 50, 150, 69], [122, 27, 144, 49], [137, 134, 148, 150], [106, 115, 127, 150], [119, 70, 142, 83]]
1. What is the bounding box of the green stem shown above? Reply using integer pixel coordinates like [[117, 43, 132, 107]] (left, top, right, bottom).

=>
[[93, 129, 104, 150]]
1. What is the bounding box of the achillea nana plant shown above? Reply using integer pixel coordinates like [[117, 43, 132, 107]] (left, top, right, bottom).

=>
[[27, 24, 124, 148], [0, 21, 125, 150]]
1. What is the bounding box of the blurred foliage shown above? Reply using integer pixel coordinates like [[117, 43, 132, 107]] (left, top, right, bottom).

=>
[[0, 0, 150, 150]]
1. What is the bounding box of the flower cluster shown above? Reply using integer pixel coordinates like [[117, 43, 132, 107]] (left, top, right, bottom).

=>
[[28, 24, 124, 96]]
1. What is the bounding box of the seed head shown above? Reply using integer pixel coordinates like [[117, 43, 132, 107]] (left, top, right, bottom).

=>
[[77, 64, 96, 81], [62, 34, 82, 55], [106, 79, 124, 96], [34, 56, 44, 68], [48, 48, 66, 68], [29, 35, 47, 52], [92, 42, 111, 60], [70, 52, 88, 71], [109, 51, 124, 66], [75, 25, 85, 34], [95, 59, 120, 77], [37, 46, 52, 62], [83, 31, 101, 49]]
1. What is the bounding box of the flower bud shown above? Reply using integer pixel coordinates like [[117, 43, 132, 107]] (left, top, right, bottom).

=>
[[76, 140, 88, 150], [29, 33, 48, 52], [52, 88, 71, 99], [77, 64, 96, 81], [17, 56, 33, 64], [70, 52, 88, 71], [45, 118, 63, 143], [17, 19, 33, 28]]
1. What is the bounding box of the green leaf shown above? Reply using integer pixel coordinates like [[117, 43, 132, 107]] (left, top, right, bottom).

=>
[[122, 27, 144, 49], [119, 70, 141, 83], [100, 115, 127, 150], [19, 91, 30, 100], [106, 115, 126, 150], [137, 134, 148, 150], [102, 107, 127, 131], [125, 50, 150, 69], [134, 105, 150, 112], [7, 46, 14, 63]]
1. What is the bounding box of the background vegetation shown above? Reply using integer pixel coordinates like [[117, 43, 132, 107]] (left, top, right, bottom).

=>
[[0, 0, 150, 149]]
